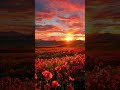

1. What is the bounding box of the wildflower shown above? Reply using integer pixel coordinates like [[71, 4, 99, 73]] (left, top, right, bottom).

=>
[[35, 73, 37, 79], [68, 84, 73, 90], [44, 83, 51, 90], [69, 76, 75, 81], [75, 77, 81, 81], [111, 83, 116, 90], [97, 84, 105, 90], [57, 73, 63, 78], [55, 66, 61, 71], [94, 65, 100, 72], [51, 80, 60, 88], [9, 69, 14, 75], [42, 70, 53, 80], [64, 79, 68, 83]]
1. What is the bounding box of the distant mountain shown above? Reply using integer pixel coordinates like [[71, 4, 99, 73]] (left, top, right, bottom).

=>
[[86, 33, 120, 43], [0, 31, 23, 37], [0, 31, 34, 48], [35, 40, 84, 47]]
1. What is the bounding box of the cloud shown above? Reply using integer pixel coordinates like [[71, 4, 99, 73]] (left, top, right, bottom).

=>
[[36, 0, 85, 13], [36, 11, 56, 21], [35, 30, 64, 40], [0, 0, 34, 34], [36, 25, 62, 31], [35, 25, 64, 40], [49, 0, 85, 13], [35, 0, 85, 40], [86, 0, 120, 34], [69, 23, 83, 29]]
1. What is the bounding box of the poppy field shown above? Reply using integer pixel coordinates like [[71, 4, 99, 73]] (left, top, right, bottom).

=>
[[35, 47, 85, 90], [0, 52, 34, 90], [0, 47, 120, 90], [86, 50, 120, 90]]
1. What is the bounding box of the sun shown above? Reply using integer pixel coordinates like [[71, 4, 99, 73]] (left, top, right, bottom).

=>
[[65, 36, 73, 42], [63, 33, 74, 42]]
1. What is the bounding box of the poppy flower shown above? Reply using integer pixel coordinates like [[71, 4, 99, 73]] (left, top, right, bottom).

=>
[[44, 83, 51, 90], [69, 76, 75, 81], [51, 80, 60, 88], [55, 66, 61, 71], [68, 84, 73, 90], [42, 70, 53, 80]]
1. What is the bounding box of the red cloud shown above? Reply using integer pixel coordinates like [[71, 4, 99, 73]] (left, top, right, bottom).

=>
[[50, 0, 85, 13], [35, 30, 64, 40], [36, 11, 56, 21], [36, 25, 62, 31], [69, 23, 84, 29], [35, 0, 85, 40], [58, 15, 84, 25]]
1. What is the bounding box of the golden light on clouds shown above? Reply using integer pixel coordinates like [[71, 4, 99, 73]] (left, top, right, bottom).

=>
[[76, 37, 85, 41]]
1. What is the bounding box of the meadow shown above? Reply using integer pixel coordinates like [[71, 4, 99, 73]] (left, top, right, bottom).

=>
[[0, 44, 120, 90], [86, 42, 120, 90], [35, 47, 85, 90], [0, 48, 34, 90]]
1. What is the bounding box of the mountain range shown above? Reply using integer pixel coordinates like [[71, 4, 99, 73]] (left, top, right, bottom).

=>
[[86, 33, 120, 43], [0, 31, 34, 48]]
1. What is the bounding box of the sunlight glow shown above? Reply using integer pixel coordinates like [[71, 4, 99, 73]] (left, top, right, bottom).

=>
[[64, 33, 74, 42], [76, 37, 85, 41], [65, 36, 74, 42]]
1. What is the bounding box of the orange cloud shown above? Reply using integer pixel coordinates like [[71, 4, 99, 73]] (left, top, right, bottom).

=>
[[35, 0, 85, 40], [36, 11, 56, 21], [36, 25, 62, 31], [0, 0, 34, 34], [69, 23, 84, 29], [58, 15, 84, 26], [50, 0, 85, 13]]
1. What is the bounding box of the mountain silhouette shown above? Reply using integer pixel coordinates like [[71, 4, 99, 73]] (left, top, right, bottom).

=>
[[86, 33, 120, 43], [0, 31, 34, 48], [35, 40, 84, 47]]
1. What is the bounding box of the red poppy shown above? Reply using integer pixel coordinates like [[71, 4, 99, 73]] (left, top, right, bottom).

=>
[[69, 76, 75, 81], [55, 66, 61, 71], [68, 84, 73, 90], [35, 74, 37, 79], [57, 73, 63, 78], [42, 70, 53, 80], [97, 84, 105, 90], [51, 80, 60, 88], [44, 83, 51, 90]]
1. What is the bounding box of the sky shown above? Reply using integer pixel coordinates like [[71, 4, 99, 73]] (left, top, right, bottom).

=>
[[1, 0, 119, 38], [35, 0, 85, 41], [0, 0, 34, 35], [86, 0, 120, 34]]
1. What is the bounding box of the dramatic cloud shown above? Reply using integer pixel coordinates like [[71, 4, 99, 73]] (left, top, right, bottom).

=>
[[86, 0, 120, 34], [0, 0, 34, 35], [36, 25, 61, 31], [36, 11, 56, 21], [35, 0, 85, 41]]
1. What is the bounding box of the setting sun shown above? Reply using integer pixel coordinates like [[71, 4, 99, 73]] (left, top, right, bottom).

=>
[[65, 36, 74, 42], [63, 33, 74, 42]]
